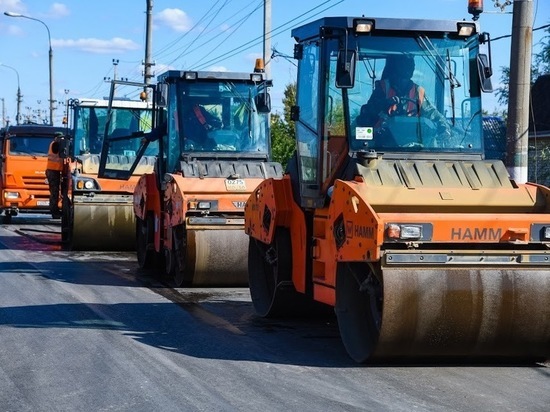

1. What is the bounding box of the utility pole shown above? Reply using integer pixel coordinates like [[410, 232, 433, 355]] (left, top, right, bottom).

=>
[[112, 59, 119, 99], [1, 98, 5, 127], [144, 0, 154, 86], [113, 59, 119, 81], [263, 0, 272, 79], [505, 0, 533, 183], [16, 87, 22, 125]]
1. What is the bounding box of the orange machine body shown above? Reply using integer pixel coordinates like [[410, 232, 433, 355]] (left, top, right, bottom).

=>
[[244, 16, 550, 362], [0, 124, 67, 221], [98, 69, 279, 286]]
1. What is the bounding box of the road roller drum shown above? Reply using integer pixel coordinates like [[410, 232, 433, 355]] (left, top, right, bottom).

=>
[[70, 201, 135, 251], [185, 229, 249, 286], [335, 264, 550, 362]]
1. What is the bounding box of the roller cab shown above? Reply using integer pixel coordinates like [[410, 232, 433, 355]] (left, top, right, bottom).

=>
[[244, 17, 550, 362], [61, 98, 156, 250], [99, 70, 282, 286]]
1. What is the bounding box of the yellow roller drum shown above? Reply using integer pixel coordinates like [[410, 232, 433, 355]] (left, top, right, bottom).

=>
[[376, 267, 550, 358], [186, 228, 249, 286], [335, 263, 550, 362], [71, 202, 136, 251]]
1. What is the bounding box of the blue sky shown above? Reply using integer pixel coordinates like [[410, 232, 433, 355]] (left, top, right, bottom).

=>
[[1, 0, 549, 126]]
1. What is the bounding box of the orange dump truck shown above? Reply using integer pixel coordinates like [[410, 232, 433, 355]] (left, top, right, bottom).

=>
[[0, 124, 67, 223]]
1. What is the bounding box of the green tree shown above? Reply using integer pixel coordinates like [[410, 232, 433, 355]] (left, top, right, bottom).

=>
[[270, 113, 295, 167], [270, 82, 297, 168], [496, 23, 550, 106], [282, 82, 296, 127]]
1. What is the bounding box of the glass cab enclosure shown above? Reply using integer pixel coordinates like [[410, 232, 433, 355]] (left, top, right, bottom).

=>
[[162, 72, 271, 174], [291, 17, 492, 207], [98, 72, 271, 180]]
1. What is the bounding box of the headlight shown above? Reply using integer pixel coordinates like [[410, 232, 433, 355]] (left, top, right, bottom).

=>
[[457, 22, 476, 37], [75, 178, 99, 191], [4, 191, 20, 199], [354, 19, 375, 34], [250, 73, 263, 82], [386, 223, 430, 241], [188, 200, 212, 210]]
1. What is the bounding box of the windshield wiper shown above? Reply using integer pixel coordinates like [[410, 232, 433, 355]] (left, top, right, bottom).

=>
[[416, 35, 461, 90], [446, 49, 459, 126]]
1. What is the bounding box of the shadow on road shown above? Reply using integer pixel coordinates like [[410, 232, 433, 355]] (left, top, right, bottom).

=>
[[0, 297, 350, 367]]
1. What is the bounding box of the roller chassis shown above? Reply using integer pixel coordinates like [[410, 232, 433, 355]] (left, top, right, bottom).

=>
[[244, 16, 550, 362]]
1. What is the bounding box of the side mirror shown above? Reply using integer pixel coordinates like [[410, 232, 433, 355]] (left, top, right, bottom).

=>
[[255, 93, 271, 113], [290, 105, 299, 122], [336, 49, 356, 88], [477, 54, 493, 93], [156, 83, 168, 108]]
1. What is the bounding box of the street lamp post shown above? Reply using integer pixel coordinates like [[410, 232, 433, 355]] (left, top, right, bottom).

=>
[[4, 11, 54, 126], [0, 63, 22, 125]]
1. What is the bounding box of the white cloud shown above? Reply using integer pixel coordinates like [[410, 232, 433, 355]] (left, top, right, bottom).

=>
[[52, 37, 140, 54], [156, 8, 193, 32], [49, 3, 70, 18], [0, 0, 26, 13], [5, 24, 23, 35]]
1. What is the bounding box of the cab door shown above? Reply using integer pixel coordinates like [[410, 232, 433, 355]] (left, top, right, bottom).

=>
[[98, 80, 157, 180]]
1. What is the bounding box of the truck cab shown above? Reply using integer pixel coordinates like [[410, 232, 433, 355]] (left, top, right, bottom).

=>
[[0, 124, 68, 223]]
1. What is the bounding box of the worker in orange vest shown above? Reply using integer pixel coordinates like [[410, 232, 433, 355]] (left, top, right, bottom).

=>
[[183, 100, 222, 150], [46, 132, 65, 219], [356, 54, 451, 143]]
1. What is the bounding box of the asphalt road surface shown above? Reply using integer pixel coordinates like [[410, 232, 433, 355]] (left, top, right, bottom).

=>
[[0, 214, 548, 411]]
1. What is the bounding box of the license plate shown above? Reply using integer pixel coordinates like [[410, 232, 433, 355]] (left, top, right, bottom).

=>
[[225, 179, 246, 191], [37, 200, 49, 206]]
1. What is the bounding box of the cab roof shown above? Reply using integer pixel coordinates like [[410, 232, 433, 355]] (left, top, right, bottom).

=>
[[291, 16, 478, 42], [4, 124, 68, 137]]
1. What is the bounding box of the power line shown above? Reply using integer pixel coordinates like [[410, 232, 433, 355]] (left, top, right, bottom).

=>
[[192, 0, 343, 71], [155, 0, 225, 60], [492, 23, 550, 41], [167, 0, 233, 66], [155, 0, 257, 62], [188, 2, 263, 68]]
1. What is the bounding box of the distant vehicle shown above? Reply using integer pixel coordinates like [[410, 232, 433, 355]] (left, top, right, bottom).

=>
[[61, 98, 156, 250], [0, 124, 67, 223]]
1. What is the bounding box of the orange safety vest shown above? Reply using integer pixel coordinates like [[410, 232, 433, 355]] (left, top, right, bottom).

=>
[[46, 140, 64, 171], [380, 79, 425, 117], [193, 104, 208, 129]]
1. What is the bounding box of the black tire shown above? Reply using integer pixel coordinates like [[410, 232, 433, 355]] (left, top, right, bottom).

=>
[[248, 228, 325, 318], [248, 228, 292, 317], [136, 214, 156, 269], [61, 198, 73, 246], [334, 262, 383, 363], [166, 225, 186, 287]]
